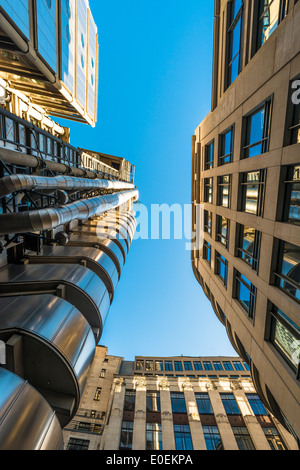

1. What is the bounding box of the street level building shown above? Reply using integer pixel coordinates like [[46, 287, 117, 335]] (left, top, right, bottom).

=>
[[65, 347, 298, 451], [191, 0, 300, 443]]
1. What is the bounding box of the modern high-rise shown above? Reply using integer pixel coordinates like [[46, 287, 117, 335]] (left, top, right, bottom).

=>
[[0, 2, 139, 450], [64, 346, 298, 451], [191, 0, 300, 443]]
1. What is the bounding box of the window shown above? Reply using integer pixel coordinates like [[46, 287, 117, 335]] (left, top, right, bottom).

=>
[[204, 210, 212, 236], [94, 387, 101, 401], [203, 241, 211, 266], [213, 361, 223, 371], [218, 175, 231, 207], [219, 126, 234, 165], [184, 361, 193, 371], [136, 360, 144, 370], [195, 393, 213, 414], [282, 165, 300, 225], [174, 425, 193, 450], [174, 361, 183, 371], [146, 423, 163, 450], [146, 391, 161, 412], [155, 361, 163, 371], [204, 177, 213, 203], [246, 394, 268, 415], [221, 393, 241, 414], [243, 100, 272, 158], [203, 361, 213, 370], [232, 426, 255, 450], [204, 140, 214, 170], [100, 369, 106, 378], [235, 271, 257, 319], [124, 390, 136, 411], [119, 421, 133, 449], [67, 438, 89, 451], [263, 427, 287, 450], [255, 0, 289, 53], [240, 170, 265, 216], [215, 252, 228, 287], [243, 361, 251, 371], [223, 361, 234, 371], [275, 240, 300, 301], [237, 224, 261, 271], [285, 77, 300, 145], [193, 361, 203, 370], [203, 426, 223, 450], [170, 392, 187, 414], [164, 361, 173, 371], [216, 216, 230, 249], [269, 304, 300, 376], [226, 0, 244, 88], [232, 361, 244, 370], [145, 360, 154, 371]]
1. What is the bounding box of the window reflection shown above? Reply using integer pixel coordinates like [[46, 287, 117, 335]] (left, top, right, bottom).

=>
[[276, 240, 300, 301]]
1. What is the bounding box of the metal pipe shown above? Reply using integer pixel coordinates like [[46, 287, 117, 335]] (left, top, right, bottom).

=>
[[0, 189, 139, 235], [0, 174, 135, 198]]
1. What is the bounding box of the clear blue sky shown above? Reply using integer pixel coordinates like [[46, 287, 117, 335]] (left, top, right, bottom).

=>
[[57, 0, 237, 360]]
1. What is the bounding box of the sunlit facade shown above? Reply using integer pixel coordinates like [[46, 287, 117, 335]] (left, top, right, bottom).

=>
[[191, 0, 300, 444]]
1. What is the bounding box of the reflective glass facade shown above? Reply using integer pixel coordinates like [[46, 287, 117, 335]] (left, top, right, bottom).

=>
[[36, 0, 57, 72], [0, 0, 30, 38]]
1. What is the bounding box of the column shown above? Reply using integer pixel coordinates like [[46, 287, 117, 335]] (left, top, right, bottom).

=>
[[183, 382, 206, 450], [233, 387, 270, 450], [103, 378, 126, 450], [208, 384, 239, 450], [132, 378, 146, 450], [159, 379, 176, 450]]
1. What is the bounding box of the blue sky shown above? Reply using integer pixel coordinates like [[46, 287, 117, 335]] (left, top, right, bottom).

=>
[[58, 0, 237, 360]]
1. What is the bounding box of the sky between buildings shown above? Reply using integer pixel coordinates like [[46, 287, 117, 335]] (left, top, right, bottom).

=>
[[57, 0, 237, 360]]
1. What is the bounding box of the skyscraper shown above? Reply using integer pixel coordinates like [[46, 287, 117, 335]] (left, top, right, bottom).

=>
[[191, 0, 300, 443], [0, 1, 139, 450]]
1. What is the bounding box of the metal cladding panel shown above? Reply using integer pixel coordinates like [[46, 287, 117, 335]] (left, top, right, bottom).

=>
[[76, 0, 88, 111], [36, 0, 57, 72], [87, 8, 97, 119], [61, 0, 76, 94], [0, 0, 30, 38], [0, 369, 63, 450]]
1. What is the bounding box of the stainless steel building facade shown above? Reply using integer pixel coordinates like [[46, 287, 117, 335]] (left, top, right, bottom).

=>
[[191, 0, 300, 444]]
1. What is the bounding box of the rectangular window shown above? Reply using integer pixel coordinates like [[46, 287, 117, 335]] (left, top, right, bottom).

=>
[[221, 393, 241, 415], [155, 361, 163, 371], [193, 361, 203, 370], [219, 126, 234, 165], [203, 361, 213, 370], [237, 224, 261, 271], [243, 100, 272, 158], [146, 423, 163, 450], [145, 360, 154, 371], [246, 394, 268, 415], [124, 390, 136, 411], [174, 424, 193, 450], [202, 426, 223, 450], [218, 175, 231, 208], [226, 0, 244, 88], [213, 361, 223, 371], [282, 165, 300, 226], [119, 421, 133, 449], [100, 369, 106, 378], [204, 140, 214, 170], [170, 392, 187, 414], [275, 240, 300, 301], [269, 304, 300, 376], [215, 252, 228, 287], [263, 427, 287, 450], [94, 387, 101, 401], [174, 361, 183, 371], [146, 391, 161, 412], [136, 360, 144, 370], [255, 0, 289, 53], [204, 210, 212, 236], [223, 361, 234, 371], [240, 170, 265, 216], [216, 216, 230, 249], [184, 361, 193, 371], [232, 426, 255, 450], [232, 361, 244, 371], [203, 241, 211, 266], [164, 361, 173, 371], [204, 177, 213, 203], [67, 438, 90, 451], [195, 393, 213, 414], [235, 271, 257, 319]]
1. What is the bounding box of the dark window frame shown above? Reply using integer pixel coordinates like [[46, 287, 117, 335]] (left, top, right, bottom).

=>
[[204, 177, 213, 204], [235, 270, 257, 320], [204, 210, 212, 236], [242, 98, 273, 159], [204, 139, 214, 170], [225, 0, 245, 90], [215, 251, 228, 288], [236, 223, 261, 272], [203, 240, 212, 267], [216, 215, 230, 249], [219, 125, 235, 165], [217, 174, 231, 208], [239, 169, 266, 217], [274, 239, 300, 303]]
